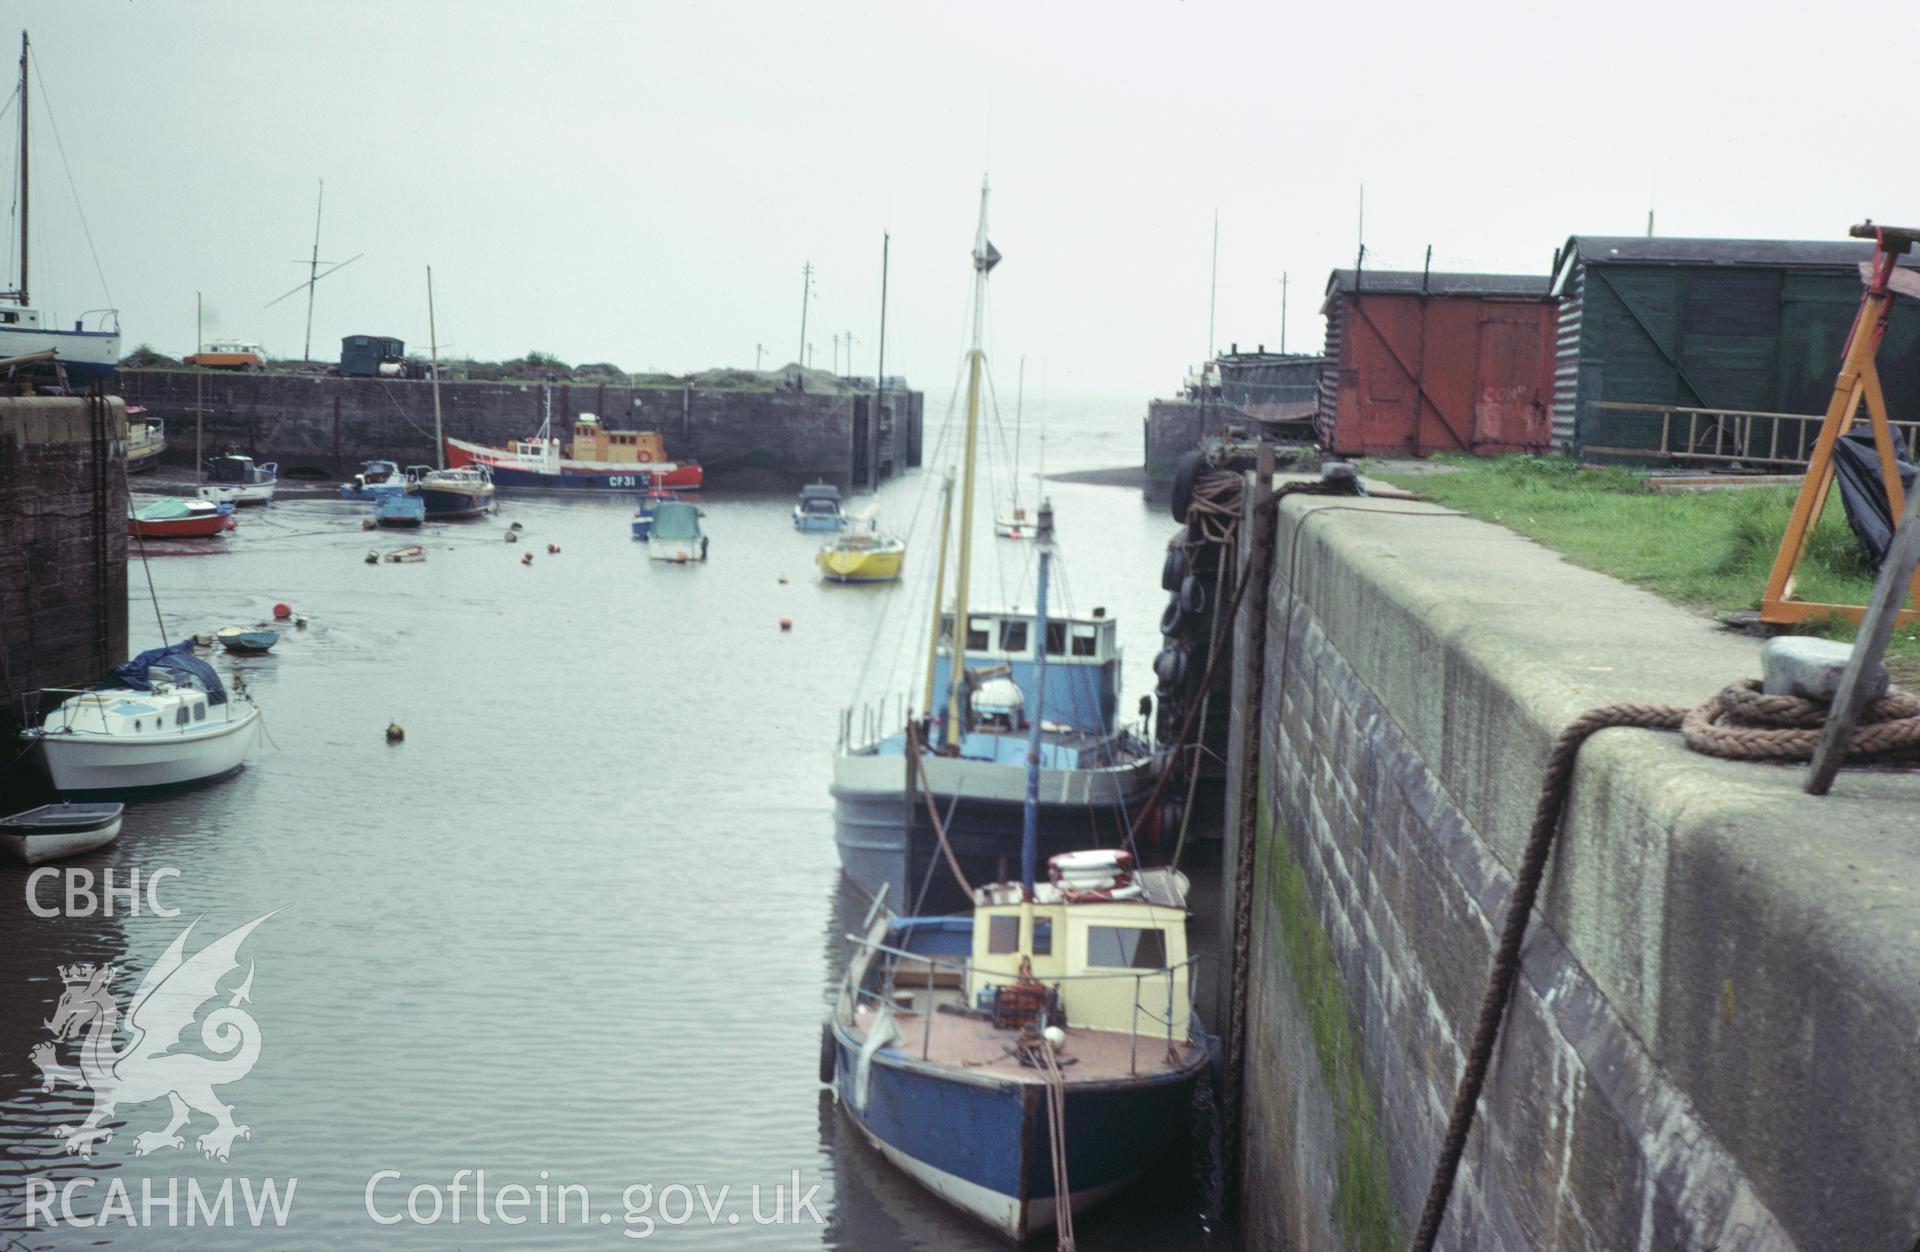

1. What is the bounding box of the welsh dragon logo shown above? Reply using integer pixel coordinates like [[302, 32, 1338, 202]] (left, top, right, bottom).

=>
[[30, 912, 275, 1162]]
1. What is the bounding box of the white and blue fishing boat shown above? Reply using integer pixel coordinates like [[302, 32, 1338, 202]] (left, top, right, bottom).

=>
[[198, 454, 278, 506], [338, 460, 411, 500], [415, 463, 494, 518], [0, 34, 119, 386], [826, 505, 1208, 1242], [793, 481, 848, 531], [629, 485, 680, 539], [830, 179, 1154, 912], [374, 492, 425, 528]]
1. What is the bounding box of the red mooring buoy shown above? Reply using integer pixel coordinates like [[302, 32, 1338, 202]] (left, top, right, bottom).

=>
[[272, 602, 292, 620], [547, 543, 560, 554], [780, 618, 793, 631], [521, 552, 533, 566]]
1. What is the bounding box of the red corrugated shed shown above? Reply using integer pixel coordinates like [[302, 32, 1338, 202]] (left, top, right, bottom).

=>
[[1316, 269, 1557, 456]]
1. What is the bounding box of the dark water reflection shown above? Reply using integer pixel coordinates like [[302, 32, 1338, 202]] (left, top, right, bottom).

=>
[[0, 398, 1227, 1248]]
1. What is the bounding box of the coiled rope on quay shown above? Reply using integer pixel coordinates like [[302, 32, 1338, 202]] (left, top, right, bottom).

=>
[[1410, 679, 1920, 1252]]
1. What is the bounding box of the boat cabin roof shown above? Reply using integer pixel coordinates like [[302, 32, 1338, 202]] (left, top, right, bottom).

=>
[[799, 482, 843, 502], [941, 607, 1119, 664]]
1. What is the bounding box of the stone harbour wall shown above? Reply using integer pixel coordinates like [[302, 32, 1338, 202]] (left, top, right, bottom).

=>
[[0, 395, 128, 745], [115, 371, 922, 487], [1224, 487, 1920, 1250], [1145, 399, 1205, 481]]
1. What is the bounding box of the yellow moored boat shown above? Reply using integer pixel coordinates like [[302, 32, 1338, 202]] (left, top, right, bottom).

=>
[[819, 519, 905, 583]]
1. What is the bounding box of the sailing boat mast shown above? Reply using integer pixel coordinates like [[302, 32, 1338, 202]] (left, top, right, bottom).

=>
[[944, 177, 998, 748], [922, 471, 955, 713], [427, 265, 444, 469], [1011, 355, 1024, 512], [16, 32, 26, 308]]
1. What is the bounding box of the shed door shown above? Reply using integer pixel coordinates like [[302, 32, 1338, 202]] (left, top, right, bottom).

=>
[[1473, 317, 1546, 449]]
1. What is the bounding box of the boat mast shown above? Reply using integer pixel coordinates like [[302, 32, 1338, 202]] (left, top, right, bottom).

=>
[[427, 265, 444, 469], [1012, 355, 1024, 512], [873, 231, 888, 494], [195, 291, 204, 484], [1021, 500, 1054, 900], [921, 470, 955, 713], [16, 31, 26, 308], [944, 176, 997, 748], [303, 180, 323, 363]]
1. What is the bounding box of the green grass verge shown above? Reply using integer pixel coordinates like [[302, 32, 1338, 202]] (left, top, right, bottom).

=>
[[1370, 456, 1920, 665]]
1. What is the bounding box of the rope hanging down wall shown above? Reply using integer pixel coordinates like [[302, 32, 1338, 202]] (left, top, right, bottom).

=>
[[1409, 682, 1920, 1252]]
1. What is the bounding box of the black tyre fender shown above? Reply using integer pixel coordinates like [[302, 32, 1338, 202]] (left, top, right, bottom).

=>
[[819, 1020, 837, 1085], [1160, 596, 1187, 637], [1160, 545, 1187, 592], [1179, 574, 1208, 616], [1170, 450, 1206, 523]]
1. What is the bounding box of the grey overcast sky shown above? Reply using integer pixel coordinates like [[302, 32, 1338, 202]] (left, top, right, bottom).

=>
[[5, 0, 1906, 400]]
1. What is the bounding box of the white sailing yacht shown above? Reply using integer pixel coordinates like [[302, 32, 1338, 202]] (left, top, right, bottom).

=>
[[0, 33, 119, 384]]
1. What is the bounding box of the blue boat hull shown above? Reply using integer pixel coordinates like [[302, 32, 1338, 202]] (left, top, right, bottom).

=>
[[829, 1022, 1201, 1240], [491, 465, 665, 492], [830, 782, 1153, 914], [794, 513, 846, 531]]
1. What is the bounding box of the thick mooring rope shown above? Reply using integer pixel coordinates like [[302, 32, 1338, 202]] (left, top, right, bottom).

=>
[[1410, 680, 1920, 1252]]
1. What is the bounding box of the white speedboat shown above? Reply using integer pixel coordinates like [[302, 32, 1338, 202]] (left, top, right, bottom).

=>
[[198, 455, 278, 506], [0, 803, 124, 865], [20, 642, 261, 797]]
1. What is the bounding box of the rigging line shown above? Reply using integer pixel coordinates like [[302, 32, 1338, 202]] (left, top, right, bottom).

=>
[[119, 409, 168, 645], [28, 54, 114, 311], [868, 350, 968, 708]]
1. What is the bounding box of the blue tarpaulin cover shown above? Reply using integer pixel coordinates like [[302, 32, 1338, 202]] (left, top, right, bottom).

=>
[[110, 640, 228, 705]]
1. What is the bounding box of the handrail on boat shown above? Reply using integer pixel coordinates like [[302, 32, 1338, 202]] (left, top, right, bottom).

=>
[[844, 933, 1203, 1074]]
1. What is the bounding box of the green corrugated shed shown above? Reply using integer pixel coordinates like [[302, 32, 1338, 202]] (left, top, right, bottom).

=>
[[1549, 237, 1920, 461]]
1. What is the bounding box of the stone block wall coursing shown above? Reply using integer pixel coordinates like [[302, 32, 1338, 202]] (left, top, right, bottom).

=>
[[1230, 492, 1920, 1250], [115, 371, 922, 487], [1, 396, 128, 745]]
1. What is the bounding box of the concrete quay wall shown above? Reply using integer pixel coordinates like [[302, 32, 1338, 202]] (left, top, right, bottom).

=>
[[1225, 489, 1920, 1249], [116, 371, 923, 488], [0, 395, 129, 745]]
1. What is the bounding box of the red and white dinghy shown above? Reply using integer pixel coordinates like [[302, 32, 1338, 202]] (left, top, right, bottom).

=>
[[127, 497, 236, 538]]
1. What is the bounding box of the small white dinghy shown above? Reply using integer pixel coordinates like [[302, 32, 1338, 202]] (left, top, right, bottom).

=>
[[0, 803, 124, 865]]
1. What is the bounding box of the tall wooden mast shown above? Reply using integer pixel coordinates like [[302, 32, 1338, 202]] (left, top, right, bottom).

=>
[[944, 176, 998, 747]]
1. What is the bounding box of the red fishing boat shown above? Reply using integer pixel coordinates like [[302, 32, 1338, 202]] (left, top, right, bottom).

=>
[[445, 396, 702, 492], [127, 498, 236, 538]]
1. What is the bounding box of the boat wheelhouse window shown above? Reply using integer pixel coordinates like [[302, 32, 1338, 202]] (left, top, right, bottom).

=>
[[193, 703, 206, 721], [1086, 926, 1168, 969], [0, 312, 15, 324], [987, 914, 1020, 955], [967, 619, 990, 651], [999, 620, 1028, 653], [1032, 920, 1052, 956], [1071, 626, 1098, 658], [1044, 622, 1068, 656], [176, 706, 189, 726]]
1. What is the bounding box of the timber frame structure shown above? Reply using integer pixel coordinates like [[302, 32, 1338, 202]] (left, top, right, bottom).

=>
[[1761, 221, 1920, 626]]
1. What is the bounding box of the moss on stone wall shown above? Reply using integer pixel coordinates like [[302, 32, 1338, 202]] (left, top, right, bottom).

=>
[[1258, 766, 1402, 1251]]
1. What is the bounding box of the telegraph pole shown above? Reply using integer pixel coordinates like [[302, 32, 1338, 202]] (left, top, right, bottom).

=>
[[1281, 272, 1289, 353]]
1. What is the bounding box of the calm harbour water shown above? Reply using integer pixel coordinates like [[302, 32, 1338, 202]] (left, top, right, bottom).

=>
[[0, 396, 1228, 1249]]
